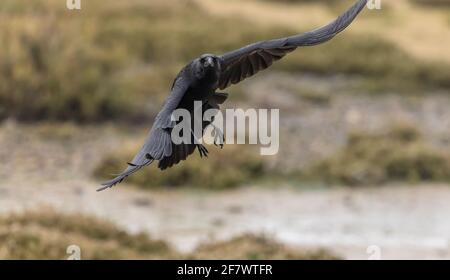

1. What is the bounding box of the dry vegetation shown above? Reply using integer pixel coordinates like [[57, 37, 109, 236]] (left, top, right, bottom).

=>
[[189, 234, 339, 260], [94, 143, 267, 190], [0, 210, 338, 260], [0, 210, 176, 259], [279, 35, 450, 93], [411, 0, 450, 7], [0, 0, 288, 122], [1, 0, 449, 122], [305, 124, 450, 186]]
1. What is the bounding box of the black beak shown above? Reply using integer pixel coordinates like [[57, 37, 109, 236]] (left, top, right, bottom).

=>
[[203, 57, 214, 68]]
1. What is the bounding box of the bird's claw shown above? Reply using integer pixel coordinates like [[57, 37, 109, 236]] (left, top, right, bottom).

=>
[[197, 144, 209, 158], [214, 139, 224, 149]]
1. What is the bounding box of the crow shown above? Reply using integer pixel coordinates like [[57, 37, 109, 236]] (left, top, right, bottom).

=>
[[98, 0, 368, 191]]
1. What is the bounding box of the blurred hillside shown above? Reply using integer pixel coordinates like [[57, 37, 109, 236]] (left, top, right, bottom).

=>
[[1, 0, 450, 259], [0, 0, 449, 122]]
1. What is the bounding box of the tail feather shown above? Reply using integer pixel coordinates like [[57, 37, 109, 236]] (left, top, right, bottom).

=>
[[98, 127, 172, 191]]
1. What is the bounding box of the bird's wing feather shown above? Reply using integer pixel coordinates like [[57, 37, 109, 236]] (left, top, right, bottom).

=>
[[218, 0, 367, 90], [157, 92, 229, 170], [97, 75, 190, 191]]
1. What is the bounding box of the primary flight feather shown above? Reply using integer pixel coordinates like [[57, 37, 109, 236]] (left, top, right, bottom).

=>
[[98, 0, 368, 191]]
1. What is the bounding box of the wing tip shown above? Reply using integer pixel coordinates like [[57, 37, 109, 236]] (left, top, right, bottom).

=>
[[96, 185, 112, 192], [96, 159, 153, 192], [97, 178, 122, 192]]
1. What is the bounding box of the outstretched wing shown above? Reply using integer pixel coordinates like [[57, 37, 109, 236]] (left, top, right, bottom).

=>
[[217, 0, 367, 90], [98, 74, 190, 191]]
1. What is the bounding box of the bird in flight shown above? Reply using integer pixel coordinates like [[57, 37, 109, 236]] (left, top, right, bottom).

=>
[[98, 0, 368, 191]]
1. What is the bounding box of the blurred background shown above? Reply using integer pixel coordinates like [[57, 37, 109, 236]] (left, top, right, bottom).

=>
[[0, 0, 450, 260]]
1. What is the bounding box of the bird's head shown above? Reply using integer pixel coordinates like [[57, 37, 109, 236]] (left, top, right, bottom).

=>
[[193, 54, 221, 80]]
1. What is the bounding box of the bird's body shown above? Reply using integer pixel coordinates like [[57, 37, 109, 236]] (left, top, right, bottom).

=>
[[98, 0, 368, 191], [177, 55, 222, 111]]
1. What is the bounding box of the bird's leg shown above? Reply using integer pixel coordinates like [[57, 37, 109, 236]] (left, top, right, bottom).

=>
[[210, 123, 224, 149]]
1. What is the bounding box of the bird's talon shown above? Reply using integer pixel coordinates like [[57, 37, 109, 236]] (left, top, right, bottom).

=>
[[197, 144, 209, 158]]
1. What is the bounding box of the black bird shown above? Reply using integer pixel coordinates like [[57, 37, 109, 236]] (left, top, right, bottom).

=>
[[98, 0, 368, 191]]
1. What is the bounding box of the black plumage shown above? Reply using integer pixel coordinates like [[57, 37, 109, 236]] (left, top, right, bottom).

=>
[[98, 0, 368, 191]]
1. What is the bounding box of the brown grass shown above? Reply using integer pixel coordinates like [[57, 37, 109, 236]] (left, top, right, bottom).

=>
[[1, 0, 450, 122], [0, 0, 289, 122], [0, 210, 339, 260], [0, 210, 177, 259], [190, 234, 339, 260], [305, 124, 450, 186], [94, 143, 267, 190]]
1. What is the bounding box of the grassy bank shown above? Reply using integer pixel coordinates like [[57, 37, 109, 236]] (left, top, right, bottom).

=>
[[0, 210, 338, 260], [94, 143, 267, 190], [0, 210, 176, 259], [305, 124, 450, 186]]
